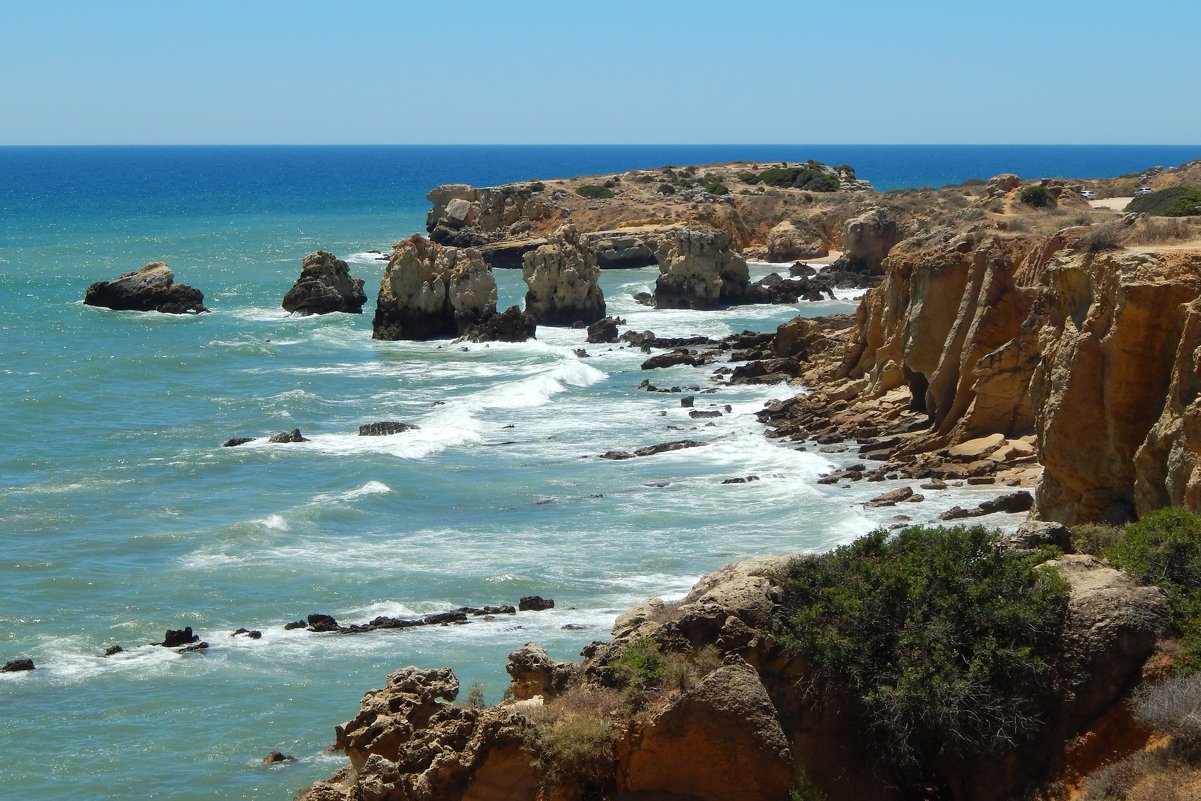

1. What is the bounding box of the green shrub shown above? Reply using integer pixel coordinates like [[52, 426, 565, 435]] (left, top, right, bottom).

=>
[[1071, 522, 1127, 555], [701, 177, 729, 195], [610, 638, 665, 691], [778, 525, 1070, 766], [657, 183, 675, 196], [1125, 186, 1201, 217], [1082, 221, 1126, 253], [755, 165, 840, 192], [736, 170, 761, 184], [527, 181, 545, 192], [1020, 185, 1057, 208], [1105, 507, 1201, 669], [522, 717, 614, 792], [576, 184, 614, 200]]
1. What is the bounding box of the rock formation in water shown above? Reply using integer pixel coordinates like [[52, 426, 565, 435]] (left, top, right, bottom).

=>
[[521, 225, 605, 325], [84, 262, 208, 314], [296, 547, 1167, 801], [282, 251, 367, 315], [372, 235, 498, 341], [833, 206, 902, 274], [652, 225, 749, 309], [766, 219, 829, 261]]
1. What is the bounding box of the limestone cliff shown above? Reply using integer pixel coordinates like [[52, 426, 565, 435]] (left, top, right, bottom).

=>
[[652, 225, 749, 309], [282, 251, 366, 315], [372, 235, 498, 341], [521, 225, 605, 325], [835, 224, 1201, 524]]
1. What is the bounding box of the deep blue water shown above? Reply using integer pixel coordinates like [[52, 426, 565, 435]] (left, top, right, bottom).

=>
[[1, 144, 1198, 801]]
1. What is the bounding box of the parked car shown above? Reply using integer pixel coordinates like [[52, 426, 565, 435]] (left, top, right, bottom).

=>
[[1135, 187, 1154, 196], [1080, 189, 1096, 200]]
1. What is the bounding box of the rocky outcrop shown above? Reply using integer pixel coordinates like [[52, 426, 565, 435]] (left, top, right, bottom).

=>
[[456, 305, 536, 343], [282, 251, 367, 315], [835, 206, 901, 274], [653, 225, 749, 309], [84, 262, 207, 314], [298, 547, 1167, 801], [373, 235, 498, 341], [766, 219, 828, 261], [521, 225, 605, 325]]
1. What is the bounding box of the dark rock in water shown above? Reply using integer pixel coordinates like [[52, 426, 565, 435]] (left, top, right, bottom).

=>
[[2, 658, 35, 672], [458, 605, 517, 616], [864, 487, 914, 508], [160, 627, 200, 648], [457, 305, 537, 343], [585, 315, 624, 343], [283, 620, 307, 630], [689, 409, 722, 419], [306, 614, 340, 633], [599, 450, 634, 460], [681, 395, 695, 408], [979, 491, 1034, 513], [263, 751, 296, 765], [561, 623, 588, 631], [634, 439, 704, 457], [519, 596, 555, 611], [268, 429, 308, 444], [84, 262, 208, 314], [282, 251, 367, 315], [641, 349, 712, 370], [104, 645, 124, 657], [232, 628, 263, 639], [179, 641, 209, 653], [423, 611, 469, 626], [789, 262, 817, 277], [939, 505, 981, 521], [722, 475, 761, 485], [633, 292, 655, 307], [358, 421, 419, 437], [222, 437, 254, 448], [620, 329, 656, 348], [729, 358, 799, 385]]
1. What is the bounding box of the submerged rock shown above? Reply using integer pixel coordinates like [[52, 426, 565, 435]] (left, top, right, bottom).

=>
[[160, 627, 200, 648], [84, 262, 208, 314], [2, 658, 35, 672], [282, 251, 367, 315], [358, 421, 419, 437]]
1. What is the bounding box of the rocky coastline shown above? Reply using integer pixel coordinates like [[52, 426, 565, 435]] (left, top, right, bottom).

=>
[[278, 158, 1201, 800]]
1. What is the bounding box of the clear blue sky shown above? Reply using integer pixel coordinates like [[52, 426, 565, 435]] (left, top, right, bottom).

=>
[[2, 0, 1197, 145]]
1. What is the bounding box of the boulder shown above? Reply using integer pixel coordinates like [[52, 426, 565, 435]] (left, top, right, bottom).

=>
[[160, 627, 199, 647], [84, 262, 207, 314], [268, 429, 308, 444], [505, 643, 573, 701], [518, 596, 554, 611], [586, 315, 623, 343], [837, 207, 901, 274], [653, 225, 749, 309], [358, 422, 419, 437], [521, 225, 606, 325], [282, 251, 367, 315], [456, 305, 536, 343], [2, 658, 34, 672], [373, 235, 498, 341]]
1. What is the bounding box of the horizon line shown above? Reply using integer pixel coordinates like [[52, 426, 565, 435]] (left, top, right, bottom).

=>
[[1, 142, 1200, 148]]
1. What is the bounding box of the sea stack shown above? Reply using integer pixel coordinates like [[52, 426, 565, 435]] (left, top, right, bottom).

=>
[[372, 235, 498, 340], [521, 225, 605, 325], [652, 225, 749, 309], [84, 262, 208, 314], [281, 251, 366, 315]]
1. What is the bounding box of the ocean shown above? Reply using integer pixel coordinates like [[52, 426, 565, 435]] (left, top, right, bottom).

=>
[[2, 144, 1198, 800]]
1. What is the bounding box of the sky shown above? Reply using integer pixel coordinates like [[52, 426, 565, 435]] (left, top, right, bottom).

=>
[[1, 0, 1198, 145]]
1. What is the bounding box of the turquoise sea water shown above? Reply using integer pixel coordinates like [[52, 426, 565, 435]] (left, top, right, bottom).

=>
[[2, 145, 1199, 800]]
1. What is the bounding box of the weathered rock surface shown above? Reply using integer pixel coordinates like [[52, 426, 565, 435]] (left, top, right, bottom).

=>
[[2, 658, 35, 672], [282, 251, 367, 315], [834, 206, 902, 274], [521, 225, 605, 325], [84, 262, 208, 314], [653, 225, 749, 309], [358, 422, 419, 437], [297, 550, 1169, 801], [456, 305, 536, 343], [766, 219, 828, 261], [373, 235, 498, 341]]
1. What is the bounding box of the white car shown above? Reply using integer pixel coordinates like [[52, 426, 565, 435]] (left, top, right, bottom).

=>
[[1080, 189, 1096, 200], [1135, 187, 1154, 196]]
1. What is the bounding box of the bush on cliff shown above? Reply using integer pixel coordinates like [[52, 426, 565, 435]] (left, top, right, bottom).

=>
[[1125, 186, 1201, 217], [778, 525, 1070, 767], [576, 184, 615, 200], [1105, 507, 1201, 670], [1020, 185, 1058, 208], [755, 164, 841, 192]]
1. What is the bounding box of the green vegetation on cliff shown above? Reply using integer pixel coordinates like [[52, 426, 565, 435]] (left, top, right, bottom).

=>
[[778, 525, 1070, 766], [1126, 186, 1201, 217], [741, 163, 841, 192], [1020, 184, 1058, 208], [1104, 507, 1201, 671]]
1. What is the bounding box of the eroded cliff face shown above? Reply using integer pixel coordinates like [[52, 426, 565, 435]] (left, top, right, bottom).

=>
[[840, 226, 1201, 524], [296, 548, 1167, 801], [652, 225, 749, 309], [521, 225, 605, 325]]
